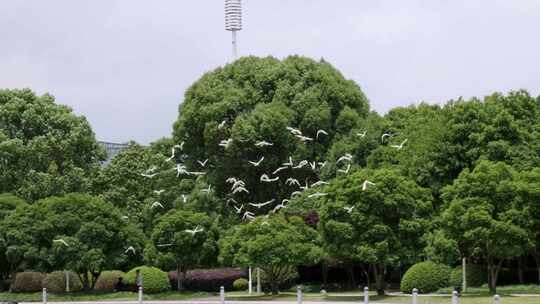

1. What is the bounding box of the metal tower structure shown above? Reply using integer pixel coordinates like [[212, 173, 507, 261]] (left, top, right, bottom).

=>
[[225, 0, 242, 59]]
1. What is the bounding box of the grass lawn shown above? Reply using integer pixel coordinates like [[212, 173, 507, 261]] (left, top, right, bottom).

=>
[[0, 290, 210, 302], [1, 287, 539, 303]]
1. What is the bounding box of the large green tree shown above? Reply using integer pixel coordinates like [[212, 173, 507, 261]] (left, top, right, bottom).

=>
[[148, 210, 219, 290], [0, 89, 105, 201], [317, 168, 432, 295], [172, 56, 371, 217], [219, 215, 322, 295], [1, 193, 145, 290], [440, 161, 530, 294], [0, 193, 27, 281]]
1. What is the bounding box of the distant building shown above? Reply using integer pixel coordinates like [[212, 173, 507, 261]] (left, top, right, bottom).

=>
[[98, 141, 129, 164]]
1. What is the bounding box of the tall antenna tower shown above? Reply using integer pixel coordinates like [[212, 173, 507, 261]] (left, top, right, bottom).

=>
[[225, 0, 242, 59]]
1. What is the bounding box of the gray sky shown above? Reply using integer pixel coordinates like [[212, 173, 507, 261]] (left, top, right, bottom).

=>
[[2, 1, 540, 144]]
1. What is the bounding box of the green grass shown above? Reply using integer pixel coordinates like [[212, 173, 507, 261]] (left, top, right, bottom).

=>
[[0, 290, 210, 302], [437, 284, 540, 295]]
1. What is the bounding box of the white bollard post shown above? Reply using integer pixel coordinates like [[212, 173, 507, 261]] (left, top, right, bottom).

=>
[[220, 286, 225, 304], [248, 267, 252, 295], [452, 290, 459, 304], [494, 294, 500, 304], [65, 270, 70, 292], [297, 285, 303, 304], [363, 286, 369, 304], [42, 287, 47, 304], [138, 287, 143, 304], [412, 288, 418, 304]]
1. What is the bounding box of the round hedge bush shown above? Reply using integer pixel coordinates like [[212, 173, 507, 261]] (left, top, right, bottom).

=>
[[233, 278, 249, 291], [43, 271, 82, 293], [449, 264, 487, 290], [400, 261, 451, 294], [11, 272, 45, 292], [95, 270, 126, 291], [124, 266, 170, 293]]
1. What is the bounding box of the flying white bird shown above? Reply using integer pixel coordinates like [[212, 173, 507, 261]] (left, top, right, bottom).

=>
[[309, 192, 328, 198], [260, 174, 279, 182], [218, 120, 227, 129], [184, 226, 204, 235], [291, 191, 302, 197], [272, 167, 288, 175], [381, 133, 393, 143], [316, 129, 328, 139], [390, 139, 408, 150], [197, 159, 209, 167], [311, 181, 329, 187], [219, 138, 233, 148], [318, 161, 327, 168], [249, 156, 265, 167], [226, 177, 239, 184], [151, 201, 165, 209], [181, 194, 188, 204], [343, 206, 355, 213], [255, 141, 273, 147], [286, 127, 302, 135], [249, 199, 275, 209], [154, 189, 165, 195], [282, 156, 294, 166], [232, 186, 249, 194], [362, 180, 376, 191], [141, 172, 158, 178], [176, 164, 190, 177], [188, 171, 206, 176], [357, 131, 367, 138], [174, 142, 185, 151], [201, 185, 212, 194], [338, 164, 351, 174], [295, 135, 313, 142], [242, 211, 255, 221], [286, 178, 301, 187], [157, 243, 173, 248], [233, 204, 244, 214], [231, 180, 246, 190], [336, 155, 353, 164], [125, 246, 136, 254], [53, 239, 69, 247], [166, 147, 176, 162], [293, 160, 308, 169], [145, 166, 157, 173], [121, 215, 129, 220], [282, 199, 290, 204], [272, 203, 287, 213], [227, 198, 239, 205]]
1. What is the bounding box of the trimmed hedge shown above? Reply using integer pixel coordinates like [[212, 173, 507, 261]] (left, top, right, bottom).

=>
[[43, 271, 82, 293], [169, 268, 247, 291], [95, 270, 126, 291], [449, 264, 487, 290], [125, 266, 170, 293], [233, 278, 249, 291], [400, 261, 451, 294], [11, 272, 45, 292]]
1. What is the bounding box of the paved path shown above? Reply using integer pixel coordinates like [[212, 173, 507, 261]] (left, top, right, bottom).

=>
[[13, 301, 402, 304]]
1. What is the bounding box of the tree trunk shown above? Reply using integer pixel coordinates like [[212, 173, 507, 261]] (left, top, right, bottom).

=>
[[372, 264, 385, 296], [487, 258, 503, 294], [176, 264, 184, 291], [360, 264, 370, 288], [346, 262, 356, 288], [518, 256, 525, 284], [321, 262, 328, 289], [533, 252, 540, 284]]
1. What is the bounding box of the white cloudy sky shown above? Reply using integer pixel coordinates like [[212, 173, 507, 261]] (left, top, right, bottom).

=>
[[2, 0, 540, 144]]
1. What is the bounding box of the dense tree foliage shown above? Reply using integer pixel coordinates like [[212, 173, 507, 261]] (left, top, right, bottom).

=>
[[1, 193, 145, 289], [0, 89, 105, 202], [219, 215, 322, 294]]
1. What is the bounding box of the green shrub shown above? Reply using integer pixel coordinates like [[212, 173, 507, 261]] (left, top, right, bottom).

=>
[[95, 270, 126, 291], [124, 266, 170, 293], [42, 271, 82, 293], [11, 272, 45, 292], [400, 261, 451, 294], [233, 278, 249, 291], [449, 264, 487, 290]]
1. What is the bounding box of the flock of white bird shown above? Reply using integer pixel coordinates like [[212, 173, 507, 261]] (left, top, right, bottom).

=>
[[53, 124, 407, 255]]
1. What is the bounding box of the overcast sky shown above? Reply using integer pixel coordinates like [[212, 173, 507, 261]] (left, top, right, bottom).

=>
[[2, 1, 540, 144]]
